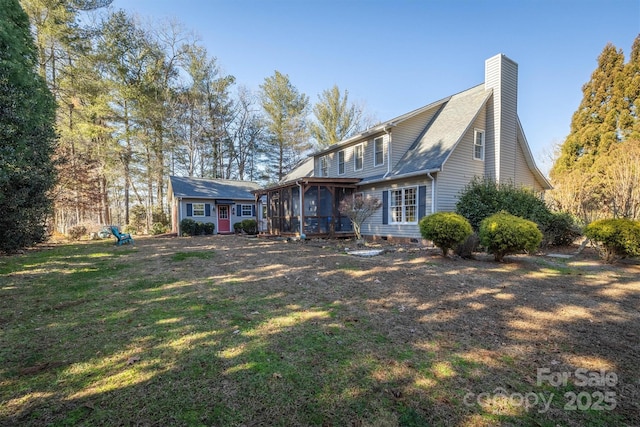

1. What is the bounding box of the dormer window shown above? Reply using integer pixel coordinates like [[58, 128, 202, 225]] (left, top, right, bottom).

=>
[[374, 137, 384, 166], [320, 156, 328, 176], [474, 129, 485, 161], [354, 144, 364, 171]]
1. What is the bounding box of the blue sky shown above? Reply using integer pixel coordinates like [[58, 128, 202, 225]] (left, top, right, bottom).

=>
[[113, 0, 639, 174]]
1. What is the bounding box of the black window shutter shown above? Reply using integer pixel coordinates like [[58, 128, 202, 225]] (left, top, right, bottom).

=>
[[418, 185, 427, 219], [205, 204, 211, 216], [382, 191, 388, 225], [187, 203, 193, 216], [252, 205, 256, 216]]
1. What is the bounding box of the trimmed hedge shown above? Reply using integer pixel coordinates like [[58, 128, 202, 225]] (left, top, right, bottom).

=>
[[479, 212, 542, 262], [241, 219, 258, 235], [419, 212, 473, 257], [584, 218, 640, 263]]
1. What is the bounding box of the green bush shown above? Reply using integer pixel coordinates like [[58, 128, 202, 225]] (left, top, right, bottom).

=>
[[543, 212, 582, 247], [180, 218, 197, 236], [479, 212, 543, 262], [419, 212, 473, 257], [203, 222, 215, 235], [68, 225, 87, 241], [455, 178, 552, 230], [584, 218, 640, 263], [151, 222, 167, 235], [233, 222, 243, 233], [194, 222, 204, 236], [241, 219, 258, 235]]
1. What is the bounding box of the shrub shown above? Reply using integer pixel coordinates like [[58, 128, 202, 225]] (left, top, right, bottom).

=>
[[180, 218, 197, 236], [419, 212, 473, 257], [194, 222, 204, 236], [203, 222, 215, 235], [68, 225, 87, 241], [455, 178, 552, 231], [584, 218, 640, 263], [241, 219, 258, 235], [233, 222, 243, 233], [543, 212, 582, 247], [479, 212, 542, 262], [151, 222, 167, 235], [455, 233, 480, 259]]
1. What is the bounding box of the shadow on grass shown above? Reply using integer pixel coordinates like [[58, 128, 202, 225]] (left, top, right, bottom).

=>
[[0, 236, 638, 426]]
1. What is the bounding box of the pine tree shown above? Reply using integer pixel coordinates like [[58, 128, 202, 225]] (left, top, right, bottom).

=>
[[0, 0, 58, 252], [310, 85, 365, 149], [260, 71, 310, 181]]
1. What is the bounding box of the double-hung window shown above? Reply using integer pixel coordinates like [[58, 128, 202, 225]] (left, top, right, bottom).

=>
[[241, 204, 253, 217], [192, 203, 205, 217], [320, 156, 328, 177], [474, 129, 485, 161], [354, 144, 364, 171], [374, 137, 384, 166], [389, 187, 417, 223], [338, 150, 345, 175]]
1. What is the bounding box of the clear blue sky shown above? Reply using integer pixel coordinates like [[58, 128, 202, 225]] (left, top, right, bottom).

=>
[[113, 0, 639, 175]]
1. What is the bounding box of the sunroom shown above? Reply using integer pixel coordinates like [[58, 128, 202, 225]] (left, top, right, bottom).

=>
[[256, 177, 361, 238]]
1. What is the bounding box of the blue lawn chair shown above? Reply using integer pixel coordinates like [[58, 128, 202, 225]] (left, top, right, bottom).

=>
[[110, 226, 134, 246]]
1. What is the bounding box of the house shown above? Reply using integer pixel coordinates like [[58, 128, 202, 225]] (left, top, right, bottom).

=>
[[168, 176, 261, 235], [256, 54, 552, 241]]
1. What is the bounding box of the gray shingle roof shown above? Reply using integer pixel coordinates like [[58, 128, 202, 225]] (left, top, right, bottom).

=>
[[390, 84, 491, 177], [169, 176, 260, 200]]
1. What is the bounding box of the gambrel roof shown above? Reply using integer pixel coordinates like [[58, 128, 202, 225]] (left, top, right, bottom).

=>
[[169, 176, 260, 201]]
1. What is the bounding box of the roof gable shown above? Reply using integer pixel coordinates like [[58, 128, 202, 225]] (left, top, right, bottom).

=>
[[390, 84, 491, 177], [169, 176, 260, 200]]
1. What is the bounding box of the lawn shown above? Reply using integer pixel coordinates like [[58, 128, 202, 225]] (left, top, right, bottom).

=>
[[1, 235, 638, 426]]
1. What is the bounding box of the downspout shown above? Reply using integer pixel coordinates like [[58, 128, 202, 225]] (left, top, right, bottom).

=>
[[178, 197, 182, 236], [383, 124, 394, 178], [296, 181, 304, 238], [426, 173, 435, 213]]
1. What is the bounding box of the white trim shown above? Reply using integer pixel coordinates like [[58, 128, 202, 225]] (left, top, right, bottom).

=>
[[373, 136, 384, 167], [337, 150, 345, 175], [389, 186, 418, 224], [192, 202, 205, 217], [354, 143, 364, 171], [473, 128, 485, 161]]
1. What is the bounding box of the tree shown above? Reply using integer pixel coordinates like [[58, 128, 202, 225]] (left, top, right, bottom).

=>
[[310, 85, 366, 148], [550, 36, 640, 221], [260, 71, 310, 181], [0, 0, 58, 252], [338, 194, 381, 241]]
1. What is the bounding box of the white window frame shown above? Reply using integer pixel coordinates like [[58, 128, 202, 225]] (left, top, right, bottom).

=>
[[320, 156, 328, 177], [354, 144, 364, 171], [338, 150, 345, 175], [192, 202, 205, 217], [240, 204, 253, 217], [374, 137, 384, 167], [474, 129, 485, 161], [389, 187, 418, 224]]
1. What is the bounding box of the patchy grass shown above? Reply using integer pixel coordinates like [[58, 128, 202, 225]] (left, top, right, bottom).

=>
[[0, 236, 638, 426]]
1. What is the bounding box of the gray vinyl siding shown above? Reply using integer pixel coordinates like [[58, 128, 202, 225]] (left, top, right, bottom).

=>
[[314, 134, 390, 179], [178, 198, 254, 234], [485, 54, 518, 184], [389, 107, 440, 169], [358, 178, 433, 240], [436, 111, 487, 212], [514, 137, 543, 191]]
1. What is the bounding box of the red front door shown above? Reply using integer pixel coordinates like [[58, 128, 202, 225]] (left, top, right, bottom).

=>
[[218, 205, 230, 233]]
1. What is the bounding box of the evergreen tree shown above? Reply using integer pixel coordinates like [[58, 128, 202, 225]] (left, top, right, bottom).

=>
[[310, 85, 365, 148], [550, 35, 640, 221], [0, 0, 58, 252], [260, 71, 310, 181]]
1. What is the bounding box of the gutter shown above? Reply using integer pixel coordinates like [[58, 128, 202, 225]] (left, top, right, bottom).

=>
[[360, 168, 441, 186]]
